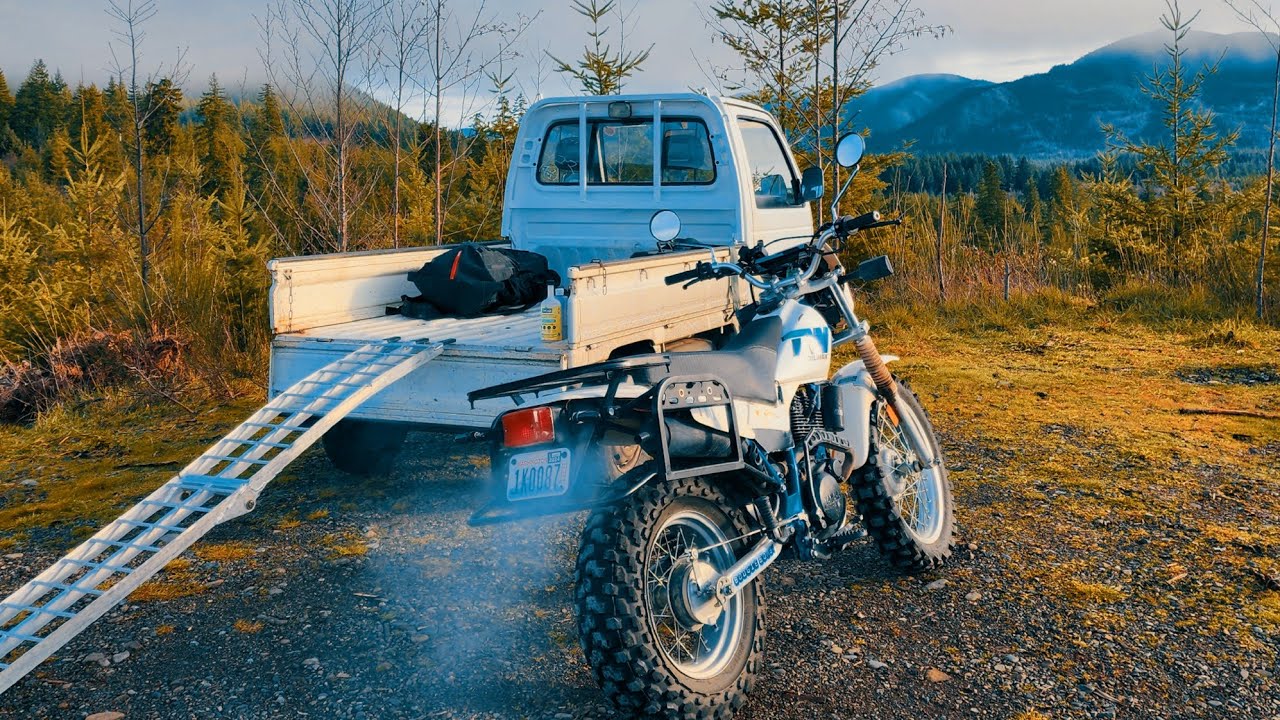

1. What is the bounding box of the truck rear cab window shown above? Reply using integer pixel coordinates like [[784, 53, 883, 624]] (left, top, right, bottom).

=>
[[738, 118, 797, 208], [537, 118, 715, 186]]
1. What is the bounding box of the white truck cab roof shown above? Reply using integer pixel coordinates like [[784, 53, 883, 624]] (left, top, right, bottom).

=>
[[502, 93, 814, 279]]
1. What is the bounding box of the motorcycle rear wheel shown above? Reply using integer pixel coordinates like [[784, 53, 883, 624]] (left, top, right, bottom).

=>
[[575, 476, 764, 719]]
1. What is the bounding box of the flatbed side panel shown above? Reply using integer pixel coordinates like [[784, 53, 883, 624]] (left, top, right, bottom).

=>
[[268, 246, 453, 334], [566, 248, 739, 364], [270, 339, 562, 429]]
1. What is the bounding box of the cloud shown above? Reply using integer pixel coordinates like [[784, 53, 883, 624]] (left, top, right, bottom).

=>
[[0, 0, 1258, 103]]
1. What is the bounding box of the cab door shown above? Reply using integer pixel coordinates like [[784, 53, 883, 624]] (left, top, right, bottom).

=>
[[731, 111, 814, 248]]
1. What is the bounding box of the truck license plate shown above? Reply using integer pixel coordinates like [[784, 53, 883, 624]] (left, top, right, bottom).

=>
[[506, 448, 572, 502]]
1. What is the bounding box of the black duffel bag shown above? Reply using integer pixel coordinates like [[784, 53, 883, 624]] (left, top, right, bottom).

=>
[[402, 244, 560, 318]]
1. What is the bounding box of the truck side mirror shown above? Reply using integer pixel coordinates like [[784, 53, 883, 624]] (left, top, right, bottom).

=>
[[798, 166, 824, 203]]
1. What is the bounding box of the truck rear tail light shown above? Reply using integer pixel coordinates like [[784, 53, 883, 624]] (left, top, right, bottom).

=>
[[502, 407, 556, 448]]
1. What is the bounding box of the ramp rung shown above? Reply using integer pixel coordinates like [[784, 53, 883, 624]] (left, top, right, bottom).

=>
[[177, 475, 246, 493], [26, 581, 105, 598], [200, 454, 270, 466], [84, 538, 164, 554], [0, 604, 76, 620], [0, 339, 445, 695], [229, 439, 291, 450], [114, 519, 187, 535], [137, 498, 214, 513], [58, 559, 134, 576], [274, 391, 339, 402], [241, 421, 309, 433]]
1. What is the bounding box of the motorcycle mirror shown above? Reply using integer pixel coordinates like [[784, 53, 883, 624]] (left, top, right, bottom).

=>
[[835, 133, 866, 168], [649, 209, 682, 242]]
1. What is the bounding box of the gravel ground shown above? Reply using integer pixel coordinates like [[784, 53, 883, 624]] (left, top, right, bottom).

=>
[[1, 389, 1278, 718]]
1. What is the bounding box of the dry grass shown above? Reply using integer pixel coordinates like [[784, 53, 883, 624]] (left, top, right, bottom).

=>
[[233, 618, 264, 634], [322, 532, 370, 558], [154, 624, 175, 636], [132, 577, 206, 603], [0, 388, 262, 547], [869, 301, 1280, 652], [129, 557, 207, 602], [195, 542, 256, 563], [1061, 580, 1126, 605], [307, 509, 330, 521]]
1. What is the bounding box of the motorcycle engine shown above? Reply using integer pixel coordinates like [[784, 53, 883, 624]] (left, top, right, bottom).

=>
[[792, 386, 850, 538]]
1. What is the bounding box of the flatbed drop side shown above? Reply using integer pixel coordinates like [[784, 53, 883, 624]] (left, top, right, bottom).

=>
[[266, 243, 742, 430]]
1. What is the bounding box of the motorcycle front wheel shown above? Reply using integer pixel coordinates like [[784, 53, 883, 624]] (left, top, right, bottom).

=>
[[575, 476, 764, 719], [851, 377, 955, 573]]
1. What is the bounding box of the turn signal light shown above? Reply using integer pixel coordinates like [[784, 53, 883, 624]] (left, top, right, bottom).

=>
[[502, 407, 556, 448]]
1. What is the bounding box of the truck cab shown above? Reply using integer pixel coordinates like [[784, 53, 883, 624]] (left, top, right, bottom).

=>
[[265, 93, 817, 472], [504, 93, 814, 278]]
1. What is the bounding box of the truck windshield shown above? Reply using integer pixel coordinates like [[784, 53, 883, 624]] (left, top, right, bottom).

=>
[[538, 118, 715, 186]]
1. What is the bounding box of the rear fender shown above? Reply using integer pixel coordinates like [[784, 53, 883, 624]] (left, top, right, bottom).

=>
[[830, 355, 898, 471]]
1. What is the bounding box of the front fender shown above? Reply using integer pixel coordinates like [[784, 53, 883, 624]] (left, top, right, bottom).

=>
[[830, 355, 898, 471]]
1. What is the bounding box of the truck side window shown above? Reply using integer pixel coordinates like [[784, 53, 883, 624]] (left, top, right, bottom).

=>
[[738, 119, 797, 208], [539, 123, 582, 184], [537, 118, 715, 186]]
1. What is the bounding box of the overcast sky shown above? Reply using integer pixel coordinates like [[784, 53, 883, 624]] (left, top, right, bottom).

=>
[[0, 0, 1254, 116]]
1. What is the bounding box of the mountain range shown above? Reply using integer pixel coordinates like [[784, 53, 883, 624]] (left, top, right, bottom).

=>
[[852, 31, 1278, 159]]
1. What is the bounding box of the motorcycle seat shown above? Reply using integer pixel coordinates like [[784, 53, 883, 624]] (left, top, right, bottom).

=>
[[636, 317, 782, 403]]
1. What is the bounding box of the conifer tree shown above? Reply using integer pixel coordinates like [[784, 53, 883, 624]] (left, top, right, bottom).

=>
[[143, 78, 183, 154], [195, 75, 243, 200], [44, 126, 71, 184], [0, 71, 13, 151], [1103, 1, 1237, 258], [1024, 172, 1045, 241], [246, 84, 285, 202], [549, 0, 652, 95], [104, 77, 132, 134], [975, 159, 1006, 251], [12, 60, 68, 149]]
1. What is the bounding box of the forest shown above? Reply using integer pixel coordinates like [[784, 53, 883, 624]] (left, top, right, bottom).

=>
[[0, 0, 1276, 422]]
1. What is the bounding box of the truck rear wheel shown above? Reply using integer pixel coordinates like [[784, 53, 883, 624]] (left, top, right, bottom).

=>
[[321, 419, 408, 476]]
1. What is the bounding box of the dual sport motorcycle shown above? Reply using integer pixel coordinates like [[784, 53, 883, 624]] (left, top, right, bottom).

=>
[[468, 133, 954, 719]]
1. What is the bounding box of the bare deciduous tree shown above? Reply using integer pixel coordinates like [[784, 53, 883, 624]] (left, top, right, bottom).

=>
[[107, 0, 189, 288], [258, 0, 387, 253], [1225, 0, 1280, 320], [380, 0, 431, 248], [417, 0, 529, 244], [703, 1, 944, 219]]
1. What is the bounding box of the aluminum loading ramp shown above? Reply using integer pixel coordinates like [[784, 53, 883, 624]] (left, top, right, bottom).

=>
[[0, 339, 446, 695]]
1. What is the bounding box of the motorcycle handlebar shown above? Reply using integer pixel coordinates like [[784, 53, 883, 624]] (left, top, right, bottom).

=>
[[834, 211, 881, 235], [664, 266, 704, 286]]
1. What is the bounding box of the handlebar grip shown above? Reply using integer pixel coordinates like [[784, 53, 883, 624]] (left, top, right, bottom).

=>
[[665, 267, 703, 286], [835, 211, 882, 234]]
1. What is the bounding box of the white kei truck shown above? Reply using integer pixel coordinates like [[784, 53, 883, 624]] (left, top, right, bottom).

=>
[[268, 92, 821, 474], [0, 92, 825, 694]]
